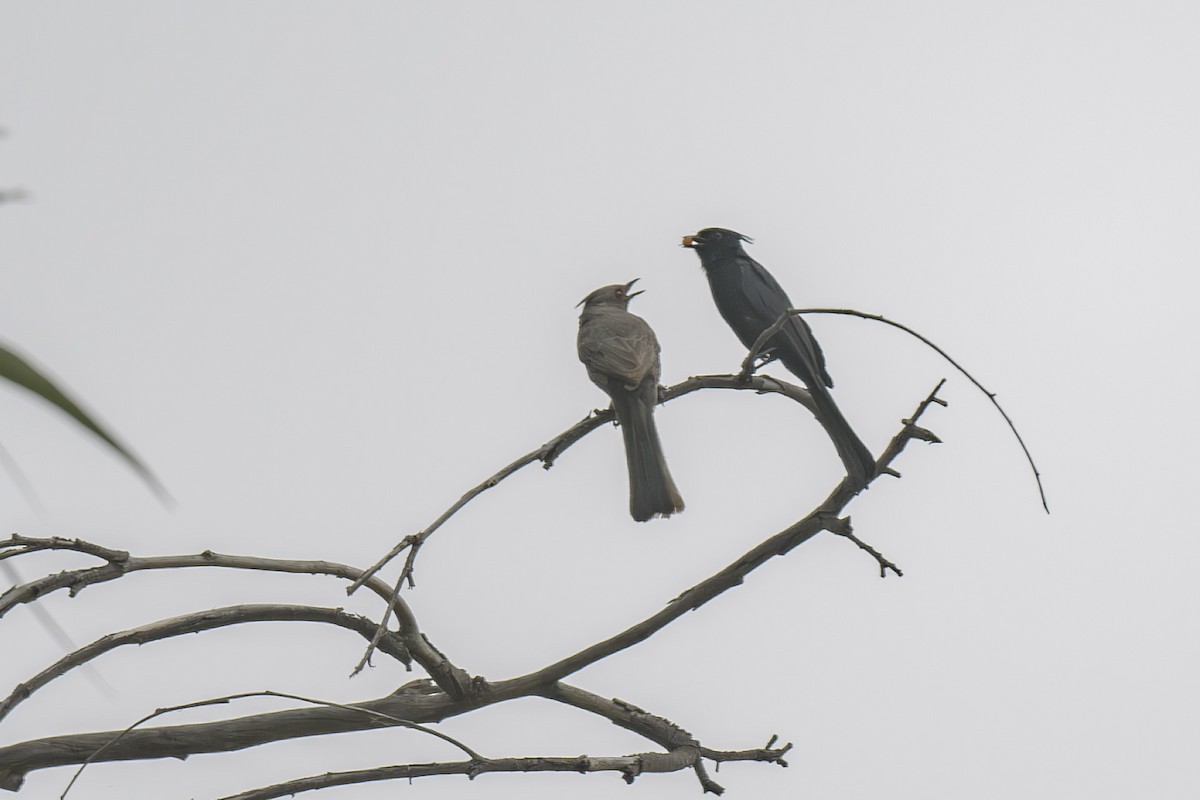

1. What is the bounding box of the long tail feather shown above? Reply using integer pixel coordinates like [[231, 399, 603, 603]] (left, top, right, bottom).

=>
[[612, 390, 685, 521]]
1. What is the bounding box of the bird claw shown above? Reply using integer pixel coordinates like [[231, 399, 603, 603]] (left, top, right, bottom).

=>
[[754, 351, 778, 370]]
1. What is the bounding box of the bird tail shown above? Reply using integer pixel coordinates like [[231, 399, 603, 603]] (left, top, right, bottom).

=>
[[806, 381, 877, 490], [612, 390, 685, 522]]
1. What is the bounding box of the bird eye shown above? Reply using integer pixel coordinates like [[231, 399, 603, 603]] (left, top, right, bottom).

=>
[[711, 231, 724, 240], [615, 289, 625, 298]]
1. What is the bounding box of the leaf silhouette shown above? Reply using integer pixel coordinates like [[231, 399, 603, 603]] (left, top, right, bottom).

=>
[[0, 340, 168, 501]]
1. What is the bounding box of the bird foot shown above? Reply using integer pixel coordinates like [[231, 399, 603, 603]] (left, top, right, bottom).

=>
[[755, 352, 778, 370]]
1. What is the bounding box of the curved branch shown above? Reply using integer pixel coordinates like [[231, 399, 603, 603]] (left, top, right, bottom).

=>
[[542, 683, 701, 751], [540, 682, 790, 794], [0, 385, 940, 791], [217, 748, 703, 800], [0, 535, 128, 565], [346, 373, 824, 673], [61, 690, 484, 799], [739, 307, 1049, 512], [0, 687, 472, 790], [497, 382, 945, 689], [0, 539, 473, 701], [350, 373, 819, 595], [0, 561, 115, 698], [0, 605, 412, 723], [0, 538, 395, 614], [0, 676, 791, 795], [69, 684, 782, 800]]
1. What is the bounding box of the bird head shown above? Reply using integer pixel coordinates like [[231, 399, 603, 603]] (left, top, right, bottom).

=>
[[681, 228, 753, 254], [576, 278, 643, 310]]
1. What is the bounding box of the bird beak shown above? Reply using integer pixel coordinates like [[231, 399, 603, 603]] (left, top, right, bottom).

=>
[[624, 278, 644, 299], [681, 235, 698, 248]]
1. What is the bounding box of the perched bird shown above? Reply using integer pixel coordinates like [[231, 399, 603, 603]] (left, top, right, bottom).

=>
[[682, 228, 876, 488], [577, 280, 685, 521]]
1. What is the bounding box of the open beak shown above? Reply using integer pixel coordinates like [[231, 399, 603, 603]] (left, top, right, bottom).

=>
[[624, 278, 644, 299], [681, 234, 698, 248]]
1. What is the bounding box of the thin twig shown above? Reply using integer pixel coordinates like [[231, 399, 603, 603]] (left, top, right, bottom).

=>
[[60, 690, 484, 799], [496, 383, 945, 690], [740, 308, 1048, 512], [216, 749, 703, 800], [0, 386, 940, 790], [0, 536, 474, 700], [542, 683, 789, 795], [0, 534, 129, 565], [344, 373, 823, 671], [0, 541, 392, 614], [0, 561, 116, 698], [349, 569, 406, 679], [349, 373, 820, 596], [702, 740, 792, 768], [1, 605, 411, 723], [822, 515, 903, 578]]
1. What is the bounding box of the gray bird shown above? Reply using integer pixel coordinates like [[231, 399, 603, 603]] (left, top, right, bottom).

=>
[[577, 280, 685, 522]]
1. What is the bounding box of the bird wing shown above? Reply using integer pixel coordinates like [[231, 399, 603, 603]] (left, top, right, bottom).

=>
[[578, 312, 660, 388], [741, 256, 834, 388]]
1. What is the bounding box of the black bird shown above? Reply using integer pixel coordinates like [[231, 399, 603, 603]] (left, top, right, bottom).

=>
[[682, 228, 876, 488], [577, 280, 685, 521]]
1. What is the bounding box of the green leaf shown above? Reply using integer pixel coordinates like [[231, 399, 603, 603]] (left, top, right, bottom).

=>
[[0, 340, 168, 501]]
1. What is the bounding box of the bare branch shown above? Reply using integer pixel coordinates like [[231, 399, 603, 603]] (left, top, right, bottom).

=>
[[60, 690, 484, 799], [217, 749, 703, 800], [0, 690, 468, 790], [214, 683, 793, 799], [0, 605, 412, 723], [0, 534, 129, 565], [353, 444, 544, 593], [349, 570, 407, 678], [542, 683, 790, 795], [703, 740, 792, 769], [544, 684, 700, 750], [0, 562, 115, 698], [349, 372, 821, 596], [212, 683, 790, 799], [496, 382, 944, 688], [0, 674, 793, 793], [740, 307, 1048, 512], [0, 538, 475, 703], [823, 515, 903, 578], [0, 385, 940, 791], [344, 373, 824, 671], [0, 538, 391, 612]]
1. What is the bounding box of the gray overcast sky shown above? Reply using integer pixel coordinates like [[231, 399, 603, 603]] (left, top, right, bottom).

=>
[[2, 2, 1198, 798]]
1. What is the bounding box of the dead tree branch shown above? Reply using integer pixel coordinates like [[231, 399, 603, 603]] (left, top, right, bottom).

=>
[[0, 605, 412, 723], [0, 539, 395, 611], [0, 383, 941, 793], [824, 515, 904, 578], [210, 684, 786, 798], [0, 541, 473, 700], [217, 748, 703, 800], [346, 372, 826, 672], [738, 307, 1048, 511], [60, 690, 485, 800], [349, 373, 819, 595], [501, 383, 943, 688]]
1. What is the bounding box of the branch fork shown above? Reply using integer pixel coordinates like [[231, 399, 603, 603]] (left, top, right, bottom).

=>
[[0, 310, 973, 796]]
